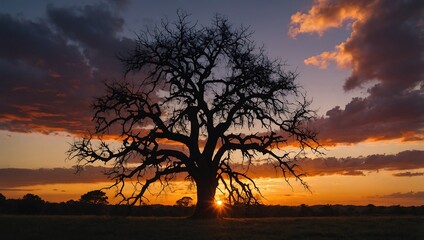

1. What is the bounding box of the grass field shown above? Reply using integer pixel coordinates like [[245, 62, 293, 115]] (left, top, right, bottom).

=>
[[1, 215, 423, 240]]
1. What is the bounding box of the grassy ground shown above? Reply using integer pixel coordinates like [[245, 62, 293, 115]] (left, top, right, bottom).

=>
[[1, 215, 423, 240]]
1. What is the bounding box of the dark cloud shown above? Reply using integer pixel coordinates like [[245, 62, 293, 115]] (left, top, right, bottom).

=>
[[0, 166, 110, 188], [0, 188, 39, 192], [314, 89, 424, 144], [296, 150, 424, 176], [0, 3, 134, 135], [46, 3, 133, 76], [342, 0, 422, 92], [106, 0, 131, 10], [393, 171, 424, 177], [374, 191, 424, 199], [1, 150, 422, 188], [237, 150, 424, 178], [0, 13, 93, 134], [291, 0, 424, 144]]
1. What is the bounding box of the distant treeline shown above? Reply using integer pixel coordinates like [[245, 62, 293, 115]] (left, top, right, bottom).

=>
[[1, 193, 423, 217]]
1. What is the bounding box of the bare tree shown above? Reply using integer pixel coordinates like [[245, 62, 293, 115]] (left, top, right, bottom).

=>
[[68, 13, 319, 218]]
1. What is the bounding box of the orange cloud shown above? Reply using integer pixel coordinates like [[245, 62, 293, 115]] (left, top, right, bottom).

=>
[[304, 42, 352, 69], [289, 0, 371, 38], [291, 0, 375, 70]]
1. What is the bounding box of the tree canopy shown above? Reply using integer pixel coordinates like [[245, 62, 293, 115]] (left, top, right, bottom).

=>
[[79, 190, 109, 205], [69, 13, 319, 218], [176, 196, 194, 207], [22, 193, 44, 203]]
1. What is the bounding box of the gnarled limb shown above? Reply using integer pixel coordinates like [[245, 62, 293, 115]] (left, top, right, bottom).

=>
[[68, 12, 321, 218]]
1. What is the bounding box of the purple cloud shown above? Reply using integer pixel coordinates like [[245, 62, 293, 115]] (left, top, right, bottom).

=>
[[291, 0, 424, 144], [0, 3, 134, 135]]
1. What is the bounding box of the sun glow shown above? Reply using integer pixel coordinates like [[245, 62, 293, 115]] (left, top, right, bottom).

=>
[[216, 200, 223, 206]]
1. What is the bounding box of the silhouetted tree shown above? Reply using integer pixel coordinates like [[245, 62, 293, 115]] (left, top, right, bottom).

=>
[[79, 190, 109, 205], [0, 193, 5, 212], [69, 13, 319, 218], [0, 193, 5, 202], [66, 199, 78, 205], [22, 193, 44, 203], [176, 196, 193, 207], [21, 193, 45, 214]]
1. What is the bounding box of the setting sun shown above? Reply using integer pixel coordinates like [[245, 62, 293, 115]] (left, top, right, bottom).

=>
[[0, 0, 422, 216], [0, 1, 422, 238]]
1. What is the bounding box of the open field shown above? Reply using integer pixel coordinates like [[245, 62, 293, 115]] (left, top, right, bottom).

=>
[[1, 215, 423, 240]]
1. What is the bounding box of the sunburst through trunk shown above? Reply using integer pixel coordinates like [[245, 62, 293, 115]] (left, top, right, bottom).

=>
[[68, 11, 320, 219]]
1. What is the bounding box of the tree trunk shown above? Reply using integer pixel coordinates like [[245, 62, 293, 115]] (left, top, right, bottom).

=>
[[191, 174, 219, 219]]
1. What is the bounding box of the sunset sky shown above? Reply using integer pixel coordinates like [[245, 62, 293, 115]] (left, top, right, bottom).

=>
[[0, 0, 423, 206]]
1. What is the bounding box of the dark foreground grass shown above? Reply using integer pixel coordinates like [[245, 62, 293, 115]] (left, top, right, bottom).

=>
[[1, 215, 423, 240]]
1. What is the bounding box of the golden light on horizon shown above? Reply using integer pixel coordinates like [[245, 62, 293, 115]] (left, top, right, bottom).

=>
[[2, 168, 423, 207]]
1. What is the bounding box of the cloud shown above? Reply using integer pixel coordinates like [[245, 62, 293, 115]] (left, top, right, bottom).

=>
[[304, 43, 352, 69], [392, 172, 424, 177], [296, 150, 424, 177], [290, 0, 424, 144], [1, 150, 422, 188], [238, 150, 424, 178], [0, 3, 134, 135], [374, 191, 424, 199], [0, 166, 110, 188], [0, 188, 39, 192], [289, 0, 371, 38], [106, 0, 131, 10]]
